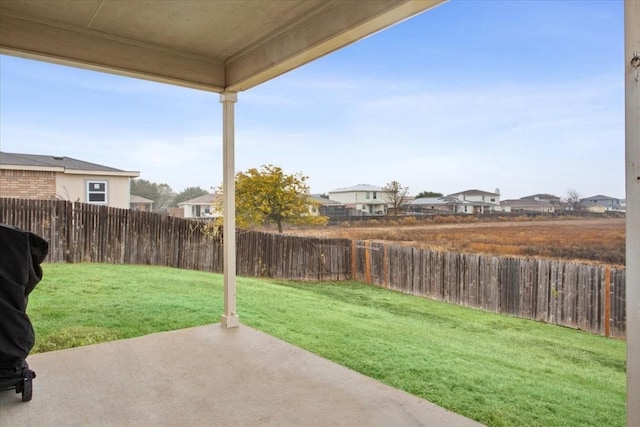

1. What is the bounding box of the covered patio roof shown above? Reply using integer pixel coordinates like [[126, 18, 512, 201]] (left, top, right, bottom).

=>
[[0, 0, 444, 92]]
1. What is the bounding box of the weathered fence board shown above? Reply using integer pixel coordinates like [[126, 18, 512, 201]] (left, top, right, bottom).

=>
[[0, 198, 626, 338], [350, 235, 625, 337], [0, 198, 351, 281]]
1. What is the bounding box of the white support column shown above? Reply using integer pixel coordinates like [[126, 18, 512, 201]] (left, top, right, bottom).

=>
[[625, 1, 639, 425], [220, 91, 240, 328]]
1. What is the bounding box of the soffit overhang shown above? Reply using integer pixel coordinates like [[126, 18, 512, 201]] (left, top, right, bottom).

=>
[[0, 0, 445, 92]]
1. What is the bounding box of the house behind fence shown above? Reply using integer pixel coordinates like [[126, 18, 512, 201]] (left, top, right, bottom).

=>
[[0, 198, 625, 338]]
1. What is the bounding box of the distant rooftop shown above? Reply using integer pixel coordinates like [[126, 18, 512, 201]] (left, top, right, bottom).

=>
[[410, 196, 471, 205], [447, 189, 499, 197], [309, 194, 343, 205], [501, 199, 555, 207], [0, 151, 138, 176], [329, 184, 384, 193], [178, 193, 222, 205], [410, 197, 450, 205], [130, 195, 154, 204], [520, 193, 561, 201], [581, 195, 621, 201]]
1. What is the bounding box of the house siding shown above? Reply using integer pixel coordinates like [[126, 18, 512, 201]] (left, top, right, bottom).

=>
[[0, 169, 56, 199], [329, 191, 389, 212], [581, 196, 623, 211], [327, 192, 360, 205], [56, 174, 132, 208]]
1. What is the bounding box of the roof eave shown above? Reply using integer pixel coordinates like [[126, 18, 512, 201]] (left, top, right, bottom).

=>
[[0, 1, 446, 93], [63, 169, 140, 177]]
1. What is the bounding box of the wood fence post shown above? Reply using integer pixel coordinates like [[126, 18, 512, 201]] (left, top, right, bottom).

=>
[[364, 240, 371, 284], [351, 240, 357, 281], [605, 266, 611, 337], [383, 244, 389, 288]]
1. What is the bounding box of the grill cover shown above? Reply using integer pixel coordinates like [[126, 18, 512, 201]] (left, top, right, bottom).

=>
[[0, 224, 48, 368]]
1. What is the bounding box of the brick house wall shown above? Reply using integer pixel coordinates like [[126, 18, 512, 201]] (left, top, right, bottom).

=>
[[0, 169, 57, 199]]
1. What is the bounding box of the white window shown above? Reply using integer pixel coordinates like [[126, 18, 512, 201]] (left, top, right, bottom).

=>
[[87, 181, 107, 204]]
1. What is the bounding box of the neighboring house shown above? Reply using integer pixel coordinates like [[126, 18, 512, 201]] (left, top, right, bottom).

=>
[[0, 151, 139, 209], [445, 189, 501, 214], [308, 194, 345, 217], [408, 189, 501, 215], [178, 193, 222, 219], [500, 199, 556, 213], [580, 195, 625, 211], [130, 194, 154, 212], [520, 193, 562, 204], [408, 196, 473, 214], [328, 184, 390, 215], [582, 203, 608, 214]]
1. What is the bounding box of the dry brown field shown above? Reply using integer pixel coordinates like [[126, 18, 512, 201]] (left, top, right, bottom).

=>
[[283, 217, 626, 266]]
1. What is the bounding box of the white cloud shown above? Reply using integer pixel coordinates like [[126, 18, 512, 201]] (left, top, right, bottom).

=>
[[229, 71, 624, 199], [127, 135, 222, 191]]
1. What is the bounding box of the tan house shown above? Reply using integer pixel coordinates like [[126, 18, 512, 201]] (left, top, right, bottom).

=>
[[178, 193, 222, 219], [499, 199, 556, 213], [583, 204, 608, 214], [0, 151, 139, 209], [408, 196, 471, 214], [446, 189, 501, 214], [307, 194, 346, 217], [130, 194, 154, 212], [580, 195, 625, 212], [328, 184, 390, 215]]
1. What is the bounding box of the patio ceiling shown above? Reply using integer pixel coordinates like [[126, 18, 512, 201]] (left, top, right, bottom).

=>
[[0, 0, 445, 92]]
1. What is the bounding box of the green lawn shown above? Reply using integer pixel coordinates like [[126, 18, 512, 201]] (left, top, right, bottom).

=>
[[28, 263, 625, 427]]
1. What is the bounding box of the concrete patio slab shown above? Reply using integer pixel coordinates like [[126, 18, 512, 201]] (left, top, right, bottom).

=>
[[0, 324, 483, 426]]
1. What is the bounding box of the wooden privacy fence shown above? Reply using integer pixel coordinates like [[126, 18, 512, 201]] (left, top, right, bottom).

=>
[[352, 240, 625, 338], [236, 231, 350, 280], [0, 198, 350, 280], [0, 198, 73, 263], [0, 198, 626, 337]]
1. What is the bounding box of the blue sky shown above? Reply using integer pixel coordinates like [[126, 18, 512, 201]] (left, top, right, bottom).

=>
[[0, 0, 624, 200]]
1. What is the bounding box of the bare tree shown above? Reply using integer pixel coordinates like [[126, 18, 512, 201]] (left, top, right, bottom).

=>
[[563, 189, 583, 211], [383, 180, 410, 217]]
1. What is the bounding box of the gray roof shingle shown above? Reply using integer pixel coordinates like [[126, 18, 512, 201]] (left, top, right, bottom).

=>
[[447, 189, 498, 197], [0, 151, 134, 173], [130, 195, 154, 204], [329, 184, 384, 193], [178, 193, 222, 205]]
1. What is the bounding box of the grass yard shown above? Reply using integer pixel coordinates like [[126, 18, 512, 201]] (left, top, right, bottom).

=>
[[29, 263, 625, 427]]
